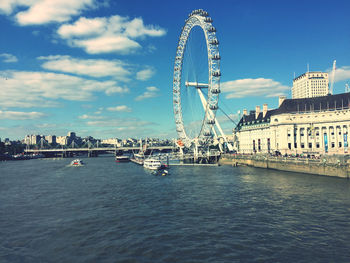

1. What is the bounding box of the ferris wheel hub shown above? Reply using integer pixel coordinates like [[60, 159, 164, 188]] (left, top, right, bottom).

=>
[[185, 81, 209, 88]]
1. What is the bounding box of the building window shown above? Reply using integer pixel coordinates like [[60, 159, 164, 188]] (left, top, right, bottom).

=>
[[294, 143, 297, 148], [316, 143, 320, 148], [288, 143, 291, 149], [339, 142, 342, 148], [308, 143, 312, 148], [301, 143, 305, 148], [331, 142, 335, 148]]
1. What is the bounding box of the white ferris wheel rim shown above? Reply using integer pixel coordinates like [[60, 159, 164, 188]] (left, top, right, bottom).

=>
[[173, 9, 221, 147]]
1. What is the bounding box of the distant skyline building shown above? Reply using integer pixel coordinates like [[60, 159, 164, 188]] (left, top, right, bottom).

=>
[[24, 135, 41, 145], [46, 135, 56, 144], [56, 136, 68, 145], [292, 72, 329, 99]]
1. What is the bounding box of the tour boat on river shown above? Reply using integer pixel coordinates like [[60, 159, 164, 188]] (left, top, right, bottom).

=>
[[143, 158, 162, 170]]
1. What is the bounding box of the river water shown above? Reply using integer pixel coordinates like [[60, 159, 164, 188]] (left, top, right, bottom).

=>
[[0, 156, 349, 263]]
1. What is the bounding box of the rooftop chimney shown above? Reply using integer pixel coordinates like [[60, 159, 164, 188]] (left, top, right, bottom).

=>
[[243, 109, 248, 116], [263, 104, 268, 118], [278, 96, 286, 107], [255, 105, 260, 119]]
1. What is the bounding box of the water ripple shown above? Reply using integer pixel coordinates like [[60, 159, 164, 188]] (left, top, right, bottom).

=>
[[0, 158, 350, 262]]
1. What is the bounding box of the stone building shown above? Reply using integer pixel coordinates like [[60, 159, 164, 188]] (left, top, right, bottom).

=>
[[234, 93, 350, 155]]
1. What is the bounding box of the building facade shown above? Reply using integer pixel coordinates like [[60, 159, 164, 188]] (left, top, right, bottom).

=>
[[292, 72, 329, 99], [235, 93, 350, 156], [24, 135, 41, 145], [56, 136, 68, 145], [46, 135, 56, 144]]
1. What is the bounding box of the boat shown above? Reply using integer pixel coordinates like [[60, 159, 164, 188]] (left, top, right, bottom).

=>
[[143, 158, 162, 170], [115, 155, 130, 162], [152, 169, 169, 176], [70, 159, 84, 166], [131, 152, 145, 165]]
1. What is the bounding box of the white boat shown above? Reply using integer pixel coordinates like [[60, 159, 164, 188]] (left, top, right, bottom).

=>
[[115, 155, 130, 162], [131, 152, 145, 165], [143, 158, 162, 170], [70, 159, 84, 166]]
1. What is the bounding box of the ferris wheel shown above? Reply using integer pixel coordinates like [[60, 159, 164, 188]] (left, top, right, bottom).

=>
[[173, 9, 225, 150]]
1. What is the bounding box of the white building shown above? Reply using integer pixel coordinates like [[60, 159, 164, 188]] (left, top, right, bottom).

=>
[[24, 134, 41, 145], [235, 93, 350, 156], [56, 136, 68, 145], [46, 135, 56, 144], [292, 72, 329, 99], [101, 138, 122, 146]]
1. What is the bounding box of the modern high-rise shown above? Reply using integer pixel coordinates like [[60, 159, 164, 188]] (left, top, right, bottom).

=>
[[292, 72, 329, 99]]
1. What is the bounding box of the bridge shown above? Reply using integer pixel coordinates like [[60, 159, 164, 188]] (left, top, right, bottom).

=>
[[24, 146, 177, 158]]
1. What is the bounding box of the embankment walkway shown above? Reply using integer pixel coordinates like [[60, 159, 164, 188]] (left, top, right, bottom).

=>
[[219, 154, 350, 179]]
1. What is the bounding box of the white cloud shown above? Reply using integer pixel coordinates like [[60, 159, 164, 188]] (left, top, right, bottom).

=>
[[105, 86, 129, 95], [78, 114, 104, 120], [12, 0, 96, 25], [146, 86, 158, 92], [82, 117, 157, 139], [107, 105, 132, 112], [38, 55, 131, 81], [73, 35, 141, 55], [86, 118, 153, 128], [57, 15, 166, 54], [0, 0, 35, 15], [135, 86, 160, 101], [136, 67, 155, 81], [57, 16, 106, 38], [328, 66, 350, 83], [0, 53, 18, 63], [221, 78, 290, 98], [0, 110, 46, 120], [0, 70, 129, 108], [35, 123, 57, 128]]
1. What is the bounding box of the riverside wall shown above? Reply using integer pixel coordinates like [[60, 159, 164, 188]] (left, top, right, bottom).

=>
[[219, 154, 350, 179]]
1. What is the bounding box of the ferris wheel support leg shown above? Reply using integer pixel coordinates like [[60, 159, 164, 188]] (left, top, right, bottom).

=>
[[196, 88, 218, 137], [194, 141, 198, 162], [197, 88, 234, 152], [196, 88, 226, 141]]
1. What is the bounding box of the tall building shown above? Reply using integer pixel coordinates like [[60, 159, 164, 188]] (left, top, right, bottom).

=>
[[67, 132, 76, 138], [24, 135, 41, 145], [56, 136, 68, 145], [46, 135, 56, 144], [292, 72, 329, 99]]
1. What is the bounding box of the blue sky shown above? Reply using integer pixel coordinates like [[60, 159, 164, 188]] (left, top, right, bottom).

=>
[[0, 0, 349, 140]]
